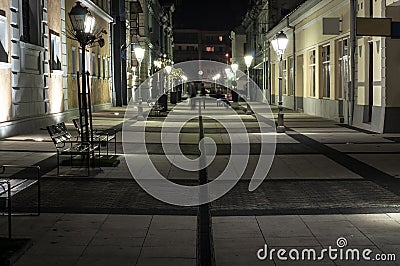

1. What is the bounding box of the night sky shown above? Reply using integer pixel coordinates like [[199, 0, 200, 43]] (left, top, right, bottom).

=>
[[171, 0, 249, 30]]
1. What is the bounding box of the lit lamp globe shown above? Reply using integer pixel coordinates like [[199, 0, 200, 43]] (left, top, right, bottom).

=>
[[69, 2, 95, 34], [134, 47, 145, 64], [231, 63, 239, 73], [244, 55, 253, 68], [165, 65, 172, 75], [271, 31, 288, 56]]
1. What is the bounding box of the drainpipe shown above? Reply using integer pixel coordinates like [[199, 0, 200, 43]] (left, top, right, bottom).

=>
[[350, 0, 356, 125], [287, 17, 296, 111]]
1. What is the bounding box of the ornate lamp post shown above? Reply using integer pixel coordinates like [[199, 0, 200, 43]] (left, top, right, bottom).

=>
[[244, 56, 253, 114], [212, 74, 221, 92], [68, 1, 105, 145], [134, 46, 145, 120], [165, 65, 172, 93], [271, 31, 289, 133], [230, 63, 239, 104], [244, 55, 253, 101]]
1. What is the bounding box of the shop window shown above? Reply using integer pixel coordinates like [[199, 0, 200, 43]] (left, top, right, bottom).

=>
[[336, 39, 349, 99], [322, 45, 331, 98], [288, 57, 294, 96], [308, 50, 316, 97], [282, 60, 287, 95]]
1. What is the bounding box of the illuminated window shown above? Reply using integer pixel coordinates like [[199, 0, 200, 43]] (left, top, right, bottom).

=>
[[322, 45, 331, 98], [206, 46, 215, 52], [308, 50, 316, 97]]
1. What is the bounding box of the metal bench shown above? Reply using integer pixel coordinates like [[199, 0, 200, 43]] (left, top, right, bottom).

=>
[[148, 102, 164, 117], [47, 122, 100, 176], [72, 118, 117, 158], [0, 165, 40, 239]]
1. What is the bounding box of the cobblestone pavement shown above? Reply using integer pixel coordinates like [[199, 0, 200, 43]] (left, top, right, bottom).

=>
[[11, 179, 400, 215], [8, 102, 400, 216], [2, 103, 400, 266]]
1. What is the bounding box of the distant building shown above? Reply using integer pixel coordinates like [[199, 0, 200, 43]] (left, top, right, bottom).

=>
[[174, 29, 231, 63], [231, 26, 247, 72]]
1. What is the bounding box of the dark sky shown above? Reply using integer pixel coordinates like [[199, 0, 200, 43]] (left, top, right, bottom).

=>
[[171, 0, 249, 30]]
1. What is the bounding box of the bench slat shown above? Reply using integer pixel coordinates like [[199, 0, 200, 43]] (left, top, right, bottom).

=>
[[0, 179, 37, 197]]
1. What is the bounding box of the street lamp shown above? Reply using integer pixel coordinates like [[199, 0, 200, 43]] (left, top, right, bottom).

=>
[[244, 55, 253, 100], [271, 31, 289, 133], [213, 73, 221, 92], [165, 65, 172, 93], [182, 75, 188, 99], [244, 55, 253, 115], [68, 1, 106, 146], [134, 46, 145, 120]]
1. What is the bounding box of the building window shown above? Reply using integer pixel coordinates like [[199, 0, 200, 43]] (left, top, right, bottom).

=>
[[71, 47, 77, 75], [308, 50, 316, 97], [21, 0, 40, 45], [50, 31, 61, 71], [322, 45, 331, 98], [282, 59, 287, 95], [86, 50, 90, 74], [79, 49, 82, 73], [0, 14, 8, 62], [206, 46, 215, 52], [98, 55, 101, 78], [92, 53, 96, 77], [288, 57, 294, 96], [337, 39, 349, 99], [103, 57, 106, 78]]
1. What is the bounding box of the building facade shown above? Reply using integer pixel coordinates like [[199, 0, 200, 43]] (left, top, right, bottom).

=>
[[0, 0, 114, 138], [0, 0, 175, 138], [262, 0, 400, 133], [240, 0, 306, 89], [173, 29, 231, 64]]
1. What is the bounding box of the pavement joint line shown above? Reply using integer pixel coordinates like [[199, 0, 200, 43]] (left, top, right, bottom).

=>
[[285, 127, 400, 196], [197, 111, 216, 266], [135, 215, 154, 266]]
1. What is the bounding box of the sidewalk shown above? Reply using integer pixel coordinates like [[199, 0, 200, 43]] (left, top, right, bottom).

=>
[[1, 101, 400, 265]]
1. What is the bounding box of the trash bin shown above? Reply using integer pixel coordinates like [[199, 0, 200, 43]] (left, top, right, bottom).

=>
[[159, 94, 168, 112], [170, 91, 177, 104]]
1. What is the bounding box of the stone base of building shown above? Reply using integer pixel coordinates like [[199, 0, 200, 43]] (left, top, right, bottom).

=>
[[0, 103, 112, 139]]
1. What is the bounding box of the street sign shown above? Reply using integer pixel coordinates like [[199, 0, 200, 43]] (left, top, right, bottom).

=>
[[323, 18, 341, 35], [392, 22, 400, 39], [356, 17, 392, 37]]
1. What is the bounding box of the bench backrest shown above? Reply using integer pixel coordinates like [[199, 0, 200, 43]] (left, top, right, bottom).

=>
[[47, 122, 72, 145], [72, 118, 89, 135]]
